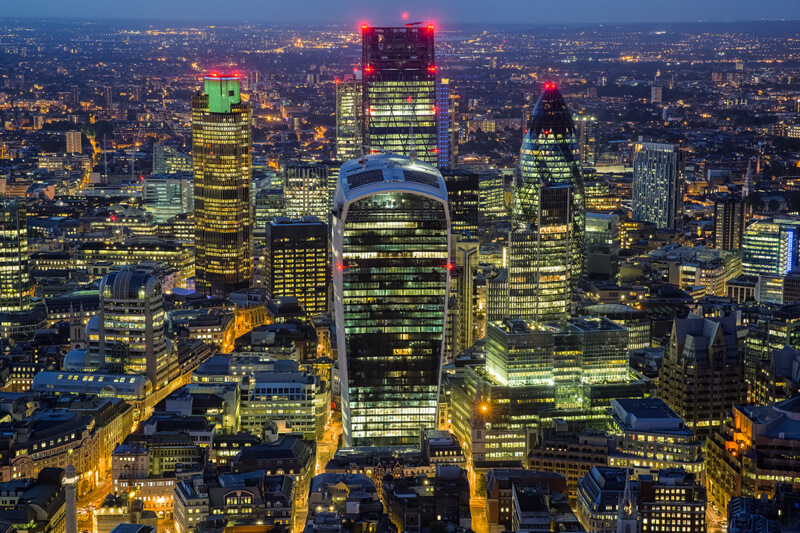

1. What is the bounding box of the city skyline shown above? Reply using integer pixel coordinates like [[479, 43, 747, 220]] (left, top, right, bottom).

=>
[[1, 8, 800, 533], [3, 0, 800, 24]]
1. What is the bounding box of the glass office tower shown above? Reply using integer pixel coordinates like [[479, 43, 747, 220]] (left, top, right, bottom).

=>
[[509, 83, 585, 322], [0, 199, 30, 312], [632, 141, 685, 230], [266, 217, 329, 316], [336, 77, 363, 162], [362, 25, 437, 164], [192, 75, 253, 298], [99, 268, 172, 389], [283, 161, 330, 221], [332, 153, 450, 446]]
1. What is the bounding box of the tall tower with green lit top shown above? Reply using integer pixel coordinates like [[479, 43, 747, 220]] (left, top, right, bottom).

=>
[[508, 83, 584, 322], [193, 75, 253, 298]]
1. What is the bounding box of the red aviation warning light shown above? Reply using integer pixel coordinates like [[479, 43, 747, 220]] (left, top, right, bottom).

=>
[[427, 24, 435, 31], [428, 65, 436, 73], [364, 65, 374, 74], [543, 82, 558, 90], [402, 12, 409, 20]]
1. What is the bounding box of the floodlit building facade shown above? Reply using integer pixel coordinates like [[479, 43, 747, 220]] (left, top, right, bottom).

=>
[[193, 74, 253, 298]]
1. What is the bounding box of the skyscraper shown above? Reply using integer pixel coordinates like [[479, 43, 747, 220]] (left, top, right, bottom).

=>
[[332, 153, 450, 446], [193, 74, 253, 298], [436, 78, 458, 169], [509, 83, 584, 322], [361, 25, 437, 164], [713, 195, 744, 251], [0, 199, 30, 312], [335, 76, 363, 162], [98, 268, 173, 389], [441, 168, 479, 237], [574, 115, 597, 168], [266, 217, 329, 316], [283, 161, 330, 220], [632, 141, 685, 230]]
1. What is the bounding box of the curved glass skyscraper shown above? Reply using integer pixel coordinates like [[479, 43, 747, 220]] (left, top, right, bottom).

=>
[[332, 153, 450, 446], [509, 83, 584, 322]]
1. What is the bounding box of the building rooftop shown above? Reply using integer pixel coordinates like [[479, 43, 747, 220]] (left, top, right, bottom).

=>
[[611, 398, 692, 434], [334, 153, 447, 209]]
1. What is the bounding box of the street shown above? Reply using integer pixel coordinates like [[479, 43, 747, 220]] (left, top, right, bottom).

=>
[[77, 478, 112, 533], [470, 497, 489, 533]]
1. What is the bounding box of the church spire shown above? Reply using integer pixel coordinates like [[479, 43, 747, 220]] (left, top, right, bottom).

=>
[[616, 469, 637, 533]]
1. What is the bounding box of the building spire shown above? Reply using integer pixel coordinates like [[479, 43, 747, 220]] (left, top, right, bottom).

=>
[[616, 469, 637, 533]]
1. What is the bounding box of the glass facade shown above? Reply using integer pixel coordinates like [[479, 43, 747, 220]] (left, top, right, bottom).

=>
[[362, 26, 437, 164], [632, 142, 685, 231], [510, 85, 584, 322], [441, 169, 479, 237], [336, 78, 362, 162], [282, 161, 330, 221], [333, 155, 449, 446], [0, 199, 30, 312], [192, 76, 253, 298], [266, 217, 329, 316], [742, 218, 800, 276], [99, 269, 171, 389]]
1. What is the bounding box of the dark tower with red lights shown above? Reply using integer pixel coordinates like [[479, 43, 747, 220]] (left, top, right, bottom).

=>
[[361, 24, 438, 164]]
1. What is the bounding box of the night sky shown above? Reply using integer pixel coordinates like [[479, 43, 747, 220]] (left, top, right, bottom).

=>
[[4, 0, 800, 25]]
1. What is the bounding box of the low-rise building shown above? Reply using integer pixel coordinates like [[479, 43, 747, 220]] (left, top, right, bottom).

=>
[[382, 466, 471, 533], [706, 397, 800, 513], [174, 470, 292, 533], [527, 428, 610, 497], [607, 398, 704, 477], [576, 467, 706, 533], [0, 468, 65, 533], [484, 469, 567, 532]]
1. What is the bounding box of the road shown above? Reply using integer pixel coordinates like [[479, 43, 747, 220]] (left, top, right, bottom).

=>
[[77, 478, 113, 533], [707, 504, 728, 533], [470, 497, 489, 533]]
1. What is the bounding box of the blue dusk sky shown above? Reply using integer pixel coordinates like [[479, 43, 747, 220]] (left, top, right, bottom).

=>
[[3, 0, 800, 25]]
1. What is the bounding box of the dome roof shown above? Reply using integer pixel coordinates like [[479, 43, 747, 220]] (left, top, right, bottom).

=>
[[100, 268, 161, 300], [526, 84, 576, 138]]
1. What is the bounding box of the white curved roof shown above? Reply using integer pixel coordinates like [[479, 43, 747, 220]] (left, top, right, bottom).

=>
[[32, 370, 152, 399], [333, 153, 447, 212]]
